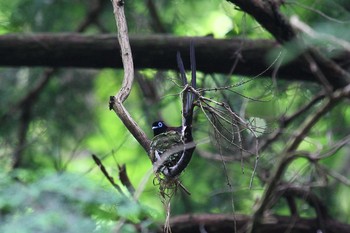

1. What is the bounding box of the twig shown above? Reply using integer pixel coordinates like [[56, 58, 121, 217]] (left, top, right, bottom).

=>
[[92, 154, 126, 196], [290, 16, 350, 52], [277, 186, 329, 232], [313, 134, 350, 160], [11, 69, 54, 168], [319, 165, 350, 186], [118, 164, 135, 194], [288, 1, 350, 24], [76, 0, 107, 33], [258, 90, 325, 154], [145, 0, 167, 33], [249, 84, 350, 232], [109, 0, 151, 152]]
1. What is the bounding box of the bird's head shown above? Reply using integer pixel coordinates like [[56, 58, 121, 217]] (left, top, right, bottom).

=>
[[152, 121, 168, 136]]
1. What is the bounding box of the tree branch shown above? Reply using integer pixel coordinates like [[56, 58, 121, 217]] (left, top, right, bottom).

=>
[[227, 0, 296, 43], [164, 213, 350, 233], [1, 34, 350, 87], [76, 0, 107, 33], [227, 0, 350, 89], [91, 154, 126, 196], [11, 69, 54, 168], [250, 84, 350, 232], [145, 0, 167, 33], [109, 0, 150, 152]]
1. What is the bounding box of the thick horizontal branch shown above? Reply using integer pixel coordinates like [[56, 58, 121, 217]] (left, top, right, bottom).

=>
[[0, 34, 276, 75], [1, 34, 350, 86], [165, 214, 350, 233]]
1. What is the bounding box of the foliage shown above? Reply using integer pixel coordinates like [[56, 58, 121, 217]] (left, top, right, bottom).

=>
[[0, 169, 152, 233]]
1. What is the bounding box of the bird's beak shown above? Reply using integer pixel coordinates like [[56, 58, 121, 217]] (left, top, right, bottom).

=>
[[152, 126, 158, 130]]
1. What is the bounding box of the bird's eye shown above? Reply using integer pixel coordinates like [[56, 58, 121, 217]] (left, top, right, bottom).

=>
[[158, 122, 163, 127]]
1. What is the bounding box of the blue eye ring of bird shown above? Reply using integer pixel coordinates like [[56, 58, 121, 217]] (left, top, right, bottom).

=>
[[152, 121, 164, 130], [157, 121, 163, 128]]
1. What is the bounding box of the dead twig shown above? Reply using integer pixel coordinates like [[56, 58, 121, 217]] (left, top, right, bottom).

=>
[[118, 164, 135, 195], [92, 154, 126, 196]]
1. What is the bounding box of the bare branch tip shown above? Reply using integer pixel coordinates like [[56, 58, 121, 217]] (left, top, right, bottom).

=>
[[109, 96, 115, 110]]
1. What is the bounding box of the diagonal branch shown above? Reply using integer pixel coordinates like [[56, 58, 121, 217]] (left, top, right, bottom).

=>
[[227, 0, 296, 43], [92, 154, 126, 196], [109, 0, 150, 152]]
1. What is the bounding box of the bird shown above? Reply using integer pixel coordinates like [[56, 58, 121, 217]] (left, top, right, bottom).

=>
[[151, 121, 181, 137], [149, 42, 197, 179]]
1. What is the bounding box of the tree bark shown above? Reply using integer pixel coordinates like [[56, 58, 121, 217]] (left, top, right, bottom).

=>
[[1, 33, 350, 87]]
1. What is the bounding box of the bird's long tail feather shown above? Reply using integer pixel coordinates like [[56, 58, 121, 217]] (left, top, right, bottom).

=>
[[177, 42, 196, 133]]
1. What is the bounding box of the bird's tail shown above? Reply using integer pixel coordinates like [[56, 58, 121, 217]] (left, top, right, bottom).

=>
[[176, 42, 197, 134], [162, 43, 196, 178]]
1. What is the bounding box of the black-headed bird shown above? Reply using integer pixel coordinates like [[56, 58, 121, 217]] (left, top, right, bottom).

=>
[[150, 43, 197, 179]]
